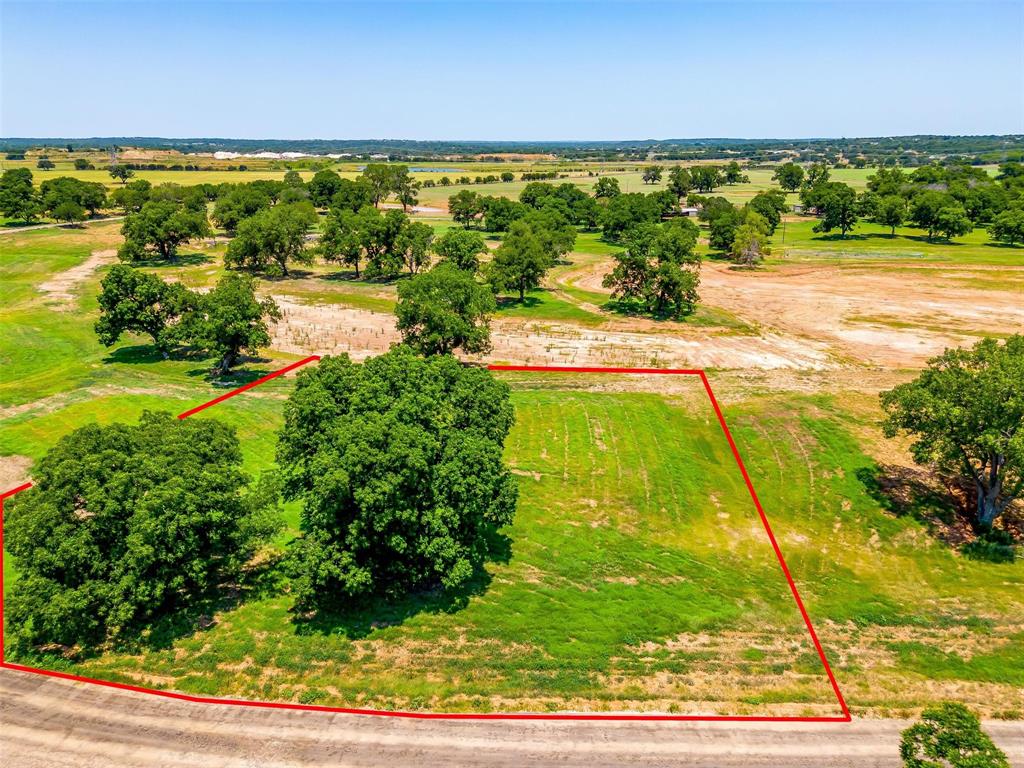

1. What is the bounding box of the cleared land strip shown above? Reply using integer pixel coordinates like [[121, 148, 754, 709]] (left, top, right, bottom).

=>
[[0, 216, 125, 235], [2, 669, 1023, 767]]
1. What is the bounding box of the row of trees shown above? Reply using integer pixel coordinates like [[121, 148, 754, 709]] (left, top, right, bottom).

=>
[[96, 266, 280, 374], [15, 291, 518, 655], [0, 168, 106, 223], [641, 161, 748, 190], [770, 160, 1024, 244]]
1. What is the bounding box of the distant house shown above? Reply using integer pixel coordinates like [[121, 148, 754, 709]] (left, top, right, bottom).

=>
[[679, 206, 699, 217]]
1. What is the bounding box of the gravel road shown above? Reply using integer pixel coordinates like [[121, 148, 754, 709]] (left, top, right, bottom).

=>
[[3, 668, 1023, 767]]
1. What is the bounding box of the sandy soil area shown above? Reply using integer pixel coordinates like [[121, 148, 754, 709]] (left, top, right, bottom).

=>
[[36, 248, 117, 309], [561, 259, 1024, 369], [0, 454, 32, 493], [269, 296, 832, 370], [699, 262, 1024, 368]]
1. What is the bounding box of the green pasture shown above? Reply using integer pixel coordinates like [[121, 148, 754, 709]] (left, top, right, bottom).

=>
[[773, 218, 1024, 265], [3, 369, 1022, 714], [2, 200, 1022, 715]]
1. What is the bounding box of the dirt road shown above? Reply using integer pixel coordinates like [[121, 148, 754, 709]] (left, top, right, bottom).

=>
[[3, 669, 1022, 767], [0, 216, 125, 235]]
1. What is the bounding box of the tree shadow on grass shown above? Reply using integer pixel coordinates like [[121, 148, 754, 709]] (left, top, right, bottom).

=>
[[102, 344, 212, 366], [495, 295, 542, 311], [185, 354, 275, 385], [28, 553, 292, 662], [259, 269, 316, 282], [856, 463, 977, 547], [319, 270, 400, 285], [902, 234, 963, 246], [130, 251, 212, 267], [600, 297, 692, 322], [139, 552, 290, 653], [294, 531, 512, 641]]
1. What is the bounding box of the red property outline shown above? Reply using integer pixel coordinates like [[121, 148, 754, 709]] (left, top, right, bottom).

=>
[[0, 358, 851, 723]]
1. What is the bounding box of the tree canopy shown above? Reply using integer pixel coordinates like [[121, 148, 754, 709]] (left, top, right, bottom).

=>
[[667, 167, 692, 200], [0, 168, 41, 222], [642, 165, 664, 184], [449, 189, 484, 228], [602, 218, 701, 318], [4, 412, 280, 653], [731, 211, 771, 267], [431, 228, 488, 272], [811, 182, 858, 237], [881, 335, 1024, 529], [486, 218, 556, 300], [690, 165, 723, 193], [395, 263, 496, 355], [276, 348, 517, 610], [118, 199, 210, 262], [189, 273, 282, 375], [212, 185, 273, 232], [224, 202, 316, 276], [990, 207, 1024, 245], [772, 162, 804, 192], [900, 703, 1009, 768], [95, 265, 198, 356]]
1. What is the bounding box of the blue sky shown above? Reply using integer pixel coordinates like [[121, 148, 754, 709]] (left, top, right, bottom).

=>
[[2, 1, 1022, 139]]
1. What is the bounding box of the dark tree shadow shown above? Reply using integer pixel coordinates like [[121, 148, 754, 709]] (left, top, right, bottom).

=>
[[139, 553, 290, 652], [185, 354, 274, 383], [810, 232, 907, 243], [902, 234, 963, 246], [260, 269, 316, 281], [103, 345, 212, 366], [36, 553, 292, 661], [703, 250, 734, 262], [856, 463, 977, 546], [319, 268, 362, 282], [318, 270, 401, 285], [495, 295, 541, 310], [294, 531, 512, 640], [130, 252, 212, 267], [600, 298, 692, 322]]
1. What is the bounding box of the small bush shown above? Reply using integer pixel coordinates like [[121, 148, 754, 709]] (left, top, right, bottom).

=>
[[962, 529, 1017, 564], [900, 702, 1009, 768]]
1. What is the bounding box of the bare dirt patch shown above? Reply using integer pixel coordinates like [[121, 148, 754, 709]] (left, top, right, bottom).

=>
[[699, 262, 1024, 368], [269, 294, 832, 370], [37, 248, 117, 309], [0, 454, 32, 492]]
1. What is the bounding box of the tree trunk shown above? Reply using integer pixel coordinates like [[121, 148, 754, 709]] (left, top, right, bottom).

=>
[[975, 454, 1004, 529], [218, 349, 237, 376], [519, 284, 525, 301]]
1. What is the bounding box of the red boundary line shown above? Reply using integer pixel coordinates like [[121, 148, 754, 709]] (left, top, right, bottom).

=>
[[1, 359, 851, 723]]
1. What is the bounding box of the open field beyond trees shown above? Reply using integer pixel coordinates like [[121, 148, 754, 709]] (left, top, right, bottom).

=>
[[2, 163, 1022, 719]]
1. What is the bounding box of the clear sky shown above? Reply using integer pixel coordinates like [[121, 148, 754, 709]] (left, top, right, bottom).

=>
[[2, 1, 1022, 140]]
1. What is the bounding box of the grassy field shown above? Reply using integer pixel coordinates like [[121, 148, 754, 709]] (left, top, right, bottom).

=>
[[774, 218, 1024, 266], [2, 222, 1023, 716], [7, 160, 889, 204]]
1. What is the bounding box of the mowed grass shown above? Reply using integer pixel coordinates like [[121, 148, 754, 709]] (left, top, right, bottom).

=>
[[4, 375, 1022, 715], [3, 380, 845, 714], [2, 192, 1023, 716], [774, 218, 1024, 266]]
